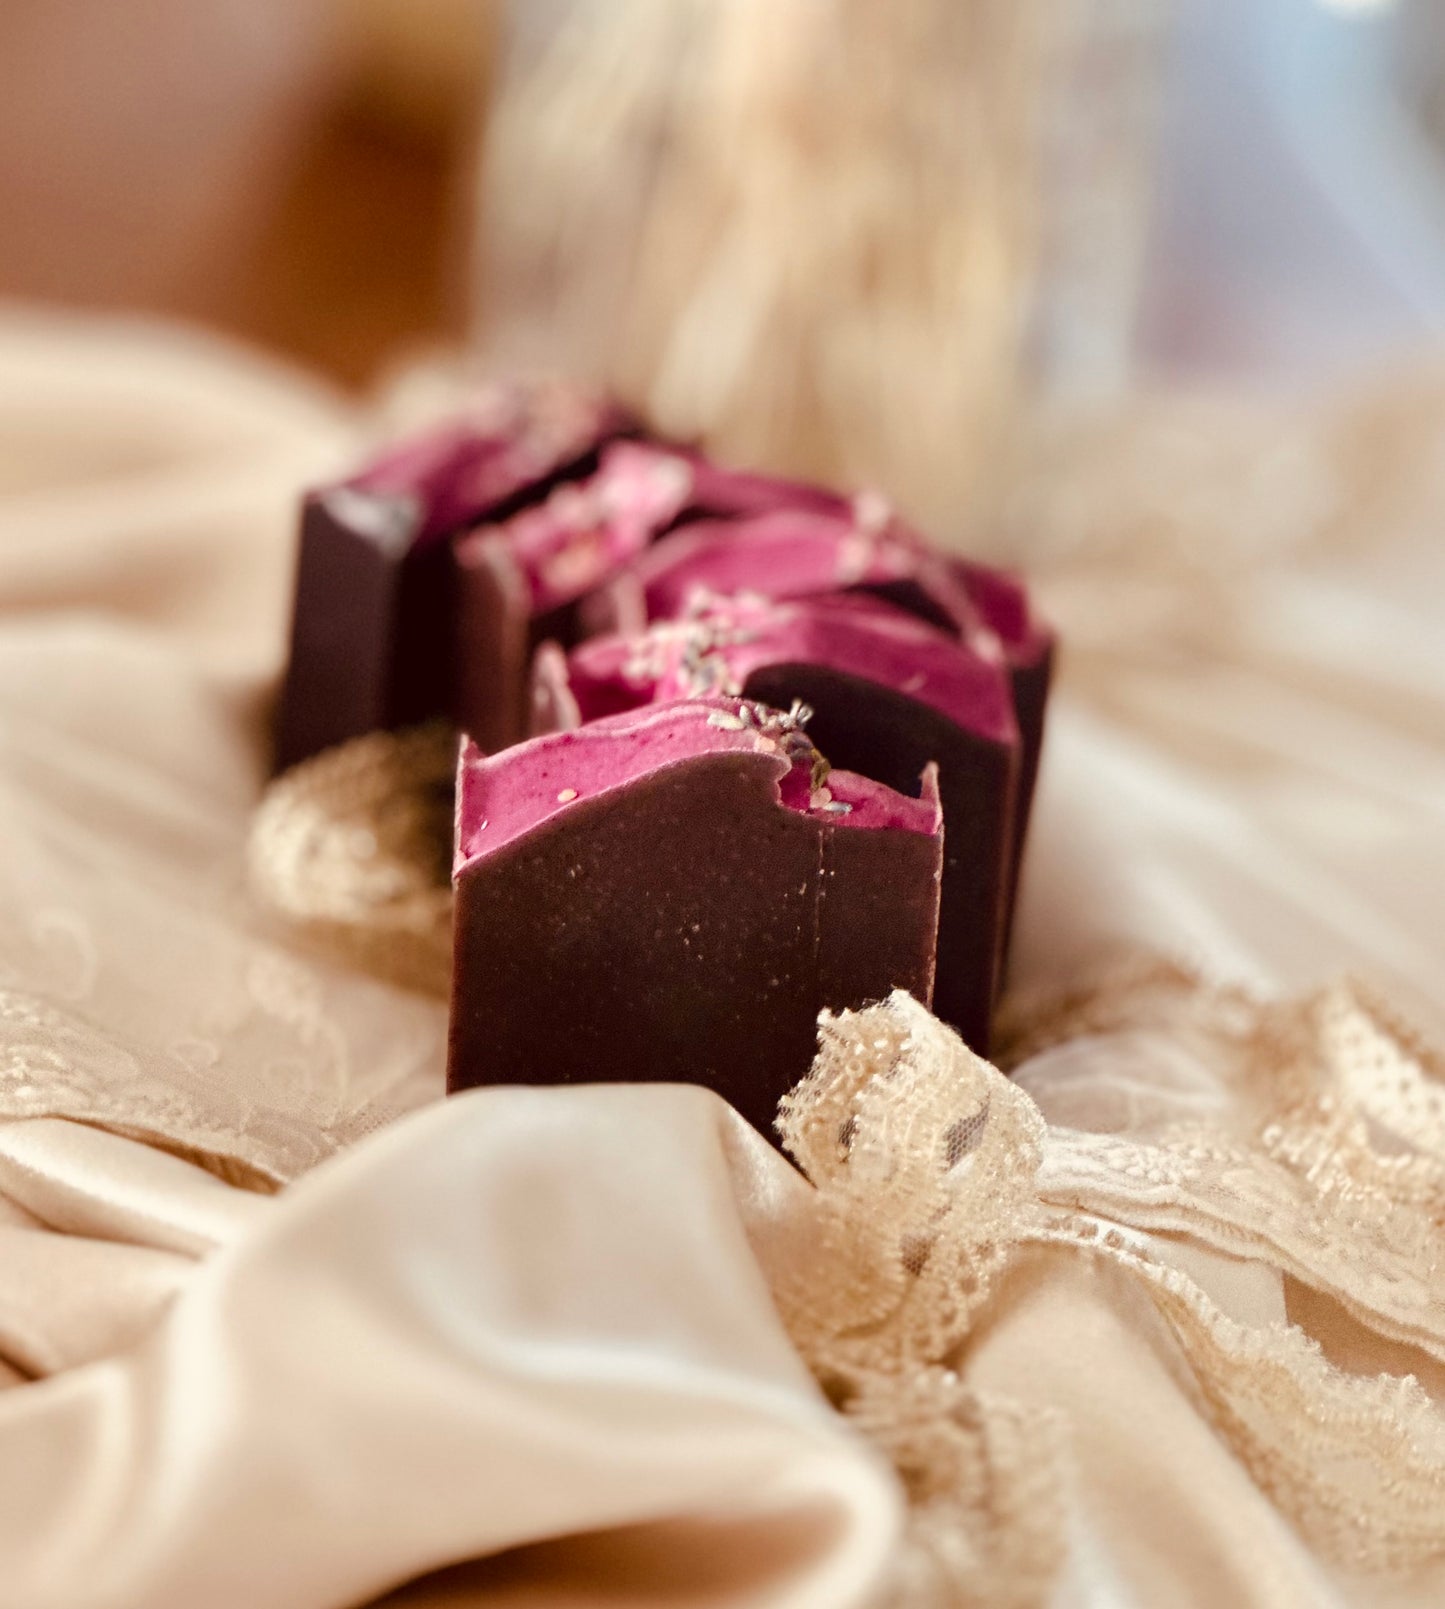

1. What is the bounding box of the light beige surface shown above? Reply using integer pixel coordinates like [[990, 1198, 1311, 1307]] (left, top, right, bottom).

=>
[[1, 307, 1444, 1607]]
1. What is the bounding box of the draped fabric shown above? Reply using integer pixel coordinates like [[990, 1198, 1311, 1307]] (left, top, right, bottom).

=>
[[2, 306, 1445, 1607]]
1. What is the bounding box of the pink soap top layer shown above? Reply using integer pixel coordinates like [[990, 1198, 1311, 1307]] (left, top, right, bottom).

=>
[[616, 510, 952, 624], [635, 445, 1057, 665], [565, 593, 1019, 748], [597, 450, 1055, 666], [347, 380, 626, 545], [652, 448, 944, 556], [946, 556, 1054, 664], [455, 696, 942, 874], [455, 441, 694, 613]]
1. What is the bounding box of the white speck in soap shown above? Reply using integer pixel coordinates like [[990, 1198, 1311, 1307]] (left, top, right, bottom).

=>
[[706, 711, 746, 730], [557, 788, 578, 802]]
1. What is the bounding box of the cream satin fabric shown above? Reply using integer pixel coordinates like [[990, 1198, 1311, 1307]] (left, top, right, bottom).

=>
[[2, 306, 1444, 1608]]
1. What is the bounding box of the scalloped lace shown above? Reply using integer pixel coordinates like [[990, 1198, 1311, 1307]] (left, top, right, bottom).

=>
[[777, 985, 1445, 1604]]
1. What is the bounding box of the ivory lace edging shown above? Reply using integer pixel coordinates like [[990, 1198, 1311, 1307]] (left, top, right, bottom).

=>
[[778, 984, 1445, 1604]]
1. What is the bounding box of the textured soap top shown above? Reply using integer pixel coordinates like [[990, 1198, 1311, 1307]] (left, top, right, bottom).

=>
[[609, 503, 1006, 643], [620, 508, 933, 609], [455, 441, 695, 612], [564, 593, 1019, 748], [346, 380, 627, 546], [946, 557, 1054, 666], [455, 695, 942, 873]]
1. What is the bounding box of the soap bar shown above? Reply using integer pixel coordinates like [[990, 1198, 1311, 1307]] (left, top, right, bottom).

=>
[[449, 697, 943, 1136], [539, 593, 1017, 1051], [585, 507, 1053, 969], [273, 380, 626, 772], [450, 441, 696, 752]]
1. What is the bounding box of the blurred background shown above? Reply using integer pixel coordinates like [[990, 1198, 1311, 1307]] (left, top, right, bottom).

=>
[[4, 0, 1445, 528]]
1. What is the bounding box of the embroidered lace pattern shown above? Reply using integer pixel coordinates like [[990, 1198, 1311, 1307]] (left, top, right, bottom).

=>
[[776, 993, 1067, 1608], [999, 958, 1445, 1371], [0, 932, 439, 1191], [0, 730, 450, 1188]]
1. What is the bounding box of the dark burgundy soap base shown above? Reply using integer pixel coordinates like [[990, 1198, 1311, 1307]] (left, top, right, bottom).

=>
[[448, 710, 942, 1139], [542, 594, 1018, 1053], [273, 390, 626, 772]]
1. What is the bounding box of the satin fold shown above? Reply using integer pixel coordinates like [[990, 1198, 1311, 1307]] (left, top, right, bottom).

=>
[[0, 1087, 900, 1609]]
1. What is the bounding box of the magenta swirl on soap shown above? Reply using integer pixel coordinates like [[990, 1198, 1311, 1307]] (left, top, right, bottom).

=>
[[272, 380, 1054, 1128]]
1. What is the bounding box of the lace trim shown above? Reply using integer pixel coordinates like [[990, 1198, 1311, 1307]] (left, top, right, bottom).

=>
[[775, 993, 1065, 1608], [1004, 959, 1445, 1366], [777, 988, 1445, 1603], [1031, 1213, 1445, 1574], [0, 906, 435, 1188], [247, 724, 455, 998]]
